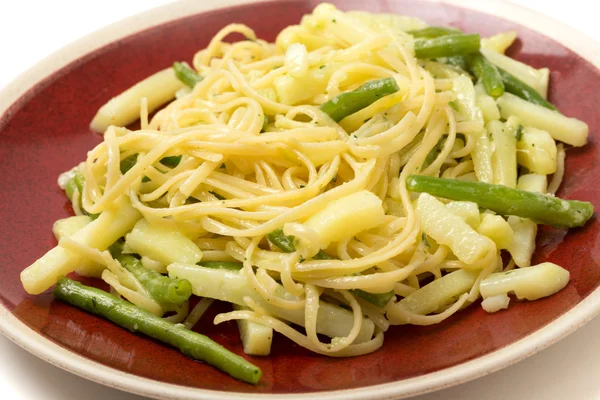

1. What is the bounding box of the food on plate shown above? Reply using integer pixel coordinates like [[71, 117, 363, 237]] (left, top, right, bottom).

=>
[[20, 3, 594, 383]]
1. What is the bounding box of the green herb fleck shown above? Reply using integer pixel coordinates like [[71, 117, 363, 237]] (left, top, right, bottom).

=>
[[515, 125, 524, 141], [421, 232, 431, 248]]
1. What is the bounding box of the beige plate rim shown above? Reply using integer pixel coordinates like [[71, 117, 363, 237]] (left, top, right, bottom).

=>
[[1, 0, 599, 399]]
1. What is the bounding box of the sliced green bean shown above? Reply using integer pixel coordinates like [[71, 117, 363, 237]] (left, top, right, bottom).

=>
[[409, 26, 461, 39], [443, 56, 469, 71], [119, 254, 192, 305], [320, 77, 399, 122], [120, 154, 138, 174], [414, 34, 480, 59], [53, 277, 261, 384], [198, 261, 244, 271], [498, 67, 558, 111], [266, 228, 296, 253], [64, 171, 99, 220], [468, 53, 505, 98], [406, 175, 594, 228], [173, 62, 203, 88], [160, 155, 182, 167]]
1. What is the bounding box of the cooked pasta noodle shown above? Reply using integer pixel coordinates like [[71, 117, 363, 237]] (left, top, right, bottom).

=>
[[22, 4, 593, 364]]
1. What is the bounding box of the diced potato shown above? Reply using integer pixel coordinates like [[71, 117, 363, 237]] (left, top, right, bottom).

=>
[[506, 216, 537, 268], [285, 43, 309, 78], [517, 173, 548, 194], [471, 129, 494, 183], [453, 75, 484, 123], [416, 193, 491, 264], [446, 201, 480, 228], [480, 262, 569, 301], [488, 120, 517, 188], [477, 92, 501, 123], [498, 92, 588, 147], [52, 216, 92, 241], [481, 293, 511, 313], [482, 31, 518, 54], [305, 190, 385, 247], [21, 197, 141, 294], [516, 127, 557, 174], [234, 305, 273, 356], [276, 25, 336, 51], [90, 68, 186, 133], [274, 64, 336, 105], [477, 214, 513, 250], [126, 219, 202, 266], [52, 215, 105, 278]]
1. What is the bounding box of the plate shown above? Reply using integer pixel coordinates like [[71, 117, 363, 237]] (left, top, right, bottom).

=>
[[1, 0, 599, 399]]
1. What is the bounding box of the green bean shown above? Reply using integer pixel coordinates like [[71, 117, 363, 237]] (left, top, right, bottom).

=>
[[53, 277, 261, 384], [109, 240, 191, 305], [443, 56, 469, 71], [120, 154, 138, 174], [408, 26, 461, 39], [64, 171, 99, 220], [320, 77, 399, 122], [267, 230, 395, 307], [160, 155, 182, 167], [468, 53, 505, 98], [198, 261, 244, 271], [354, 290, 395, 308], [118, 254, 192, 305], [173, 62, 203, 88], [65, 171, 85, 203], [497, 67, 558, 111], [406, 175, 594, 228], [266, 228, 296, 253], [414, 34, 480, 59]]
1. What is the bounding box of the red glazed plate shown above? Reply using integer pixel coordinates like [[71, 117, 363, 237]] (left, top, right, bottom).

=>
[[1, 0, 600, 399]]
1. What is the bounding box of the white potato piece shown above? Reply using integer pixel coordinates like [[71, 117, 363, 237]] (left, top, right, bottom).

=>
[[480, 262, 569, 301], [125, 219, 202, 266], [477, 92, 501, 123], [482, 31, 518, 54], [234, 305, 273, 356], [506, 216, 537, 268], [416, 193, 491, 264], [90, 67, 186, 133], [305, 190, 385, 247], [488, 120, 517, 188], [477, 214, 513, 250], [52, 215, 92, 241], [168, 264, 375, 343], [446, 201, 480, 228], [516, 127, 557, 175], [285, 43, 309, 78], [517, 173, 548, 194], [471, 129, 494, 183], [498, 92, 588, 147], [481, 293, 511, 313], [21, 197, 141, 294], [52, 215, 105, 278]]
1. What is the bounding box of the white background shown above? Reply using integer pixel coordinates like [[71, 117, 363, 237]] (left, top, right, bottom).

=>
[[1, 1, 599, 399]]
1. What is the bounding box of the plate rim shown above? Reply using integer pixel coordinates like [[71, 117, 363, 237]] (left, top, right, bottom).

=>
[[1, 0, 600, 399]]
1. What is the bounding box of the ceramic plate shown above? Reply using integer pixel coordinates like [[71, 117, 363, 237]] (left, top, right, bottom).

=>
[[1, 0, 599, 399]]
